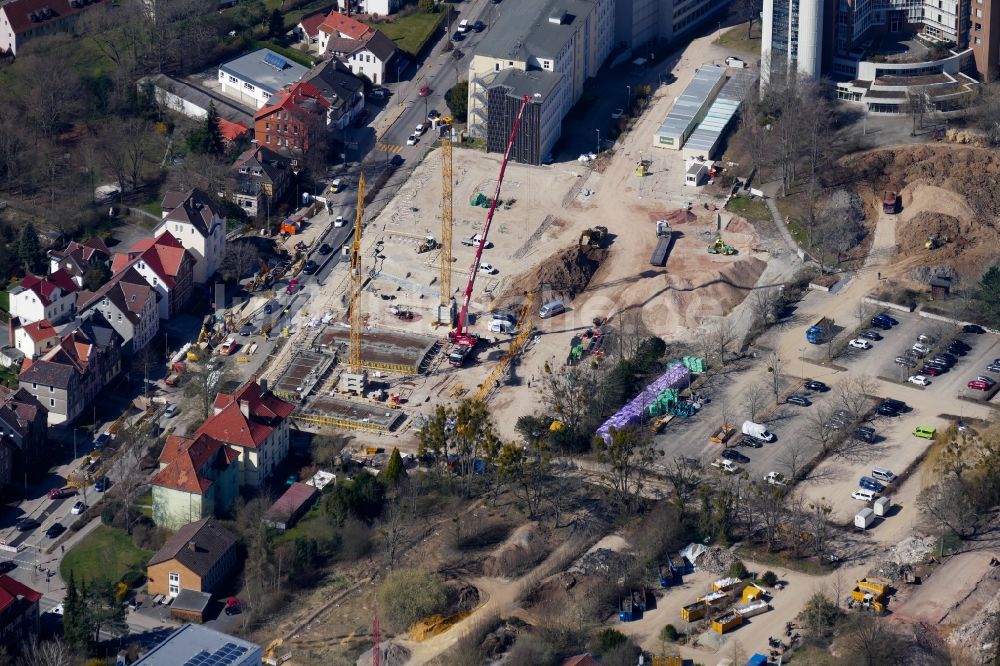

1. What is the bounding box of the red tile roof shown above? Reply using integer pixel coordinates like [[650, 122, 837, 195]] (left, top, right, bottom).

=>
[[0, 574, 41, 615], [19, 270, 77, 306], [562, 656, 600, 666], [254, 82, 332, 124], [20, 319, 56, 344], [218, 117, 250, 143], [196, 380, 294, 450], [1, 0, 102, 37], [153, 434, 239, 494], [112, 231, 193, 288], [298, 10, 326, 38], [319, 11, 371, 41]]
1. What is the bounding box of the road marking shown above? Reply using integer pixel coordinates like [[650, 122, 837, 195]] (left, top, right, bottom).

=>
[[376, 143, 403, 154]]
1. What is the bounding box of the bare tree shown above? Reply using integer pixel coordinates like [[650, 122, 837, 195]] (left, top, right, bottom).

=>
[[749, 480, 785, 551], [917, 477, 977, 540], [804, 407, 840, 456], [836, 375, 877, 426], [663, 456, 702, 512], [110, 422, 154, 535], [186, 362, 230, 421], [779, 439, 807, 481], [738, 0, 762, 38], [766, 351, 783, 397], [222, 240, 261, 283], [843, 615, 907, 666], [708, 319, 737, 366], [19, 635, 74, 666], [595, 426, 663, 512], [805, 499, 834, 560], [742, 381, 768, 422], [378, 501, 411, 571], [751, 287, 782, 327]]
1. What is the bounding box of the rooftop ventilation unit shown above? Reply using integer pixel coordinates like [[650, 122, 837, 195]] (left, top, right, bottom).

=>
[[549, 11, 567, 25]]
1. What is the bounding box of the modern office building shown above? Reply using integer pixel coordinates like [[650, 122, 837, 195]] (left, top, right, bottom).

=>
[[762, 0, 997, 109], [614, 0, 731, 58]]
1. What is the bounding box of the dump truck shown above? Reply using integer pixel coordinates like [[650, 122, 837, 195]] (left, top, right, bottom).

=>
[[883, 191, 900, 214], [711, 610, 744, 634], [806, 316, 834, 344], [850, 578, 889, 613], [709, 423, 736, 445], [650, 219, 672, 266]]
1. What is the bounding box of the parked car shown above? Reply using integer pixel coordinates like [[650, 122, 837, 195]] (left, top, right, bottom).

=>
[[318, 243, 332, 255], [164, 403, 179, 418], [871, 314, 896, 328], [849, 338, 872, 350], [737, 437, 763, 448], [334, 215, 346, 228], [919, 365, 942, 376], [302, 260, 318, 275], [988, 363, 1000, 373], [854, 426, 877, 443], [0, 562, 16, 574], [478, 263, 497, 275], [912, 343, 931, 355], [969, 379, 992, 391], [15, 518, 39, 532], [45, 523, 64, 539], [948, 339, 971, 351], [917, 333, 937, 344], [94, 476, 110, 492], [859, 330, 883, 341], [895, 356, 917, 368], [932, 353, 956, 365], [419, 84, 431, 97], [406, 134, 418, 146], [427, 109, 441, 120], [472, 20, 485, 32], [852, 490, 877, 502], [786, 394, 811, 406], [721, 449, 750, 464], [875, 403, 899, 416], [803, 380, 828, 391], [414, 123, 426, 136], [286, 279, 300, 295], [908, 374, 930, 386], [913, 425, 936, 439], [964, 324, 985, 334], [71, 501, 86, 515], [47, 487, 71, 500], [947, 344, 968, 356], [859, 476, 886, 493]]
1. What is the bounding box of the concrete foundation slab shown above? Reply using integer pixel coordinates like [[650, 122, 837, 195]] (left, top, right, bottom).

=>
[[315, 326, 439, 374], [273, 351, 334, 401], [295, 395, 402, 432]]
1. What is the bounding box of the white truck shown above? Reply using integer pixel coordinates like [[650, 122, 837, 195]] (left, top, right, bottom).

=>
[[711, 458, 741, 474], [461, 234, 493, 248], [742, 420, 775, 442]]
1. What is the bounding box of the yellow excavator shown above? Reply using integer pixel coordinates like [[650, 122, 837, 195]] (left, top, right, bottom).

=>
[[706, 236, 737, 255]]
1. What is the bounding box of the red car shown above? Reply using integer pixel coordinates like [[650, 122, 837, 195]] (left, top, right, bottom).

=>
[[969, 379, 992, 390], [418, 84, 431, 97], [920, 366, 941, 376]]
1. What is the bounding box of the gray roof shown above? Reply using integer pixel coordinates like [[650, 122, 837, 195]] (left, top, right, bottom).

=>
[[147, 518, 238, 577], [474, 0, 598, 61], [19, 360, 75, 390], [684, 68, 753, 156], [134, 624, 261, 666], [654, 65, 727, 141], [490, 67, 562, 103], [218, 49, 308, 97], [301, 60, 363, 112], [170, 589, 212, 614], [141, 74, 254, 127]]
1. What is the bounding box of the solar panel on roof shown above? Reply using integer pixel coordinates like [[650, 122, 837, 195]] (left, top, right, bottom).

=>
[[263, 52, 288, 70]]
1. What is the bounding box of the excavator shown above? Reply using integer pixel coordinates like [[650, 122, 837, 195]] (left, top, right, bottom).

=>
[[707, 236, 737, 255]]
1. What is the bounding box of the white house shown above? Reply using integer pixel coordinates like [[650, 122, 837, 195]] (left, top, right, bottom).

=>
[[12, 319, 58, 359], [156, 190, 226, 285], [0, 0, 102, 57], [9, 271, 78, 326], [217, 48, 308, 110], [336, 0, 401, 15], [316, 11, 396, 85]]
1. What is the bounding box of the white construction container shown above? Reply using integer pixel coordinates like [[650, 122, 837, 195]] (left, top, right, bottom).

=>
[[873, 496, 891, 517], [855, 507, 875, 529]]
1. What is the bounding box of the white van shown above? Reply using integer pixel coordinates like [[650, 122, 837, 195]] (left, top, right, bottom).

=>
[[539, 299, 565, 319], [852, 489, 877, 502], [871, 467, 896, 483], [741, 420, 775, 442], [488, 319, 515, 334], [458, 19, 470, 33]]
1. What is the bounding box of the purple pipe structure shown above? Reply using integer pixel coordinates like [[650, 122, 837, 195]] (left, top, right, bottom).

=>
[[596, 363, 691, 442]]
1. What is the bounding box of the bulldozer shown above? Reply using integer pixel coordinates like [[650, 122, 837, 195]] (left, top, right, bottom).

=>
[[417, 236, 438, 253], [579, 225, 609, 248], [925, 234, 949, 250], [707, 237, 737, 255]]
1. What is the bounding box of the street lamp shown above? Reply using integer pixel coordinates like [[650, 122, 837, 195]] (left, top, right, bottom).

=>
[[595, 129, 600, 155], [626, 85, 631, 111]]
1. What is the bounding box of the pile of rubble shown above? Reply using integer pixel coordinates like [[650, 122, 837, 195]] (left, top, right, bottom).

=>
[[696, 546, 739, 576], [570, 548, 636, 581], [867, 535, 936, 580], [480, 622, 521, 660]]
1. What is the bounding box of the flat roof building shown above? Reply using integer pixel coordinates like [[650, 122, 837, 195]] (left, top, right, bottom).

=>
[[218, 49, 309, 110], [652, 65, 726, 151], [134, 624, 262, 666]]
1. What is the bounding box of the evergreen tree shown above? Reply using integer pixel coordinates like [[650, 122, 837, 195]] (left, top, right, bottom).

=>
[[62, 572, 91, 653], [86, 579, 128, 642], [82, 262, 111, 291], [979, 266, 1000, 327], [268, 9, 284, 37], [383, 448, 407, 485], [16, 224, 41, 274], [205, 103, 225, 155]]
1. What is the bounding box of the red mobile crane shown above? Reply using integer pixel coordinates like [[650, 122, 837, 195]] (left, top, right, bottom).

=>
[[447, 94, 532, 364]]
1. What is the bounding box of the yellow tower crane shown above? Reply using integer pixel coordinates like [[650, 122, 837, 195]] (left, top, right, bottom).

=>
[[349, 174, 365, 373], [473, 292, 534, 403], [439, 137, 454, 325]]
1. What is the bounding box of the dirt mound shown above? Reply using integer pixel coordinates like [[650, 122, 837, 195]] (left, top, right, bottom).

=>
[[899, 211, 965, 254], [867, 535, 935, 580], [483, 523, 548, 578], [569, 548, 636, 581], [447, 582, 481, 612], [502, 245, 607, 303], [696, 546, 739, 576]]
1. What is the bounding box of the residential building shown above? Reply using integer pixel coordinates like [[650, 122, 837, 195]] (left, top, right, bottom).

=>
[[217, 48, 308, 110], [157, 190, 226, 284], [763, 0, 998, 103], [194, 379, 294, 488], [12, 319, 58, 358], [151, 433, 241, 529], [296, 9, 327, 48], [301, 59, 366, 129], [47, 237, 111, 289], [9, 271, 78, 326], [217, 117, 251, 147], [614, 0, 731, 57], [76, 267, 159, 355], [133, 624, 262, 666], [228, 145, 292, 219], [147, 518, 239, 598], [315, 11, 397, 84], [0, 0, 106, 56], [0, 576, 41, 650], [467, 0, 616, 165], [0, 387, 47, 472], [112, 232, 196, 319], [253, 81, 332, 155], [18, 315, 121, 425], [263, 482, 319, 530], [336, 0, 401, 15]]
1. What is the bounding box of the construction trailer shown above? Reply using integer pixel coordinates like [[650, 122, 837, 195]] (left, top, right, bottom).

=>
[[873, 496, 891, 517], [855, 507, 875, 529]]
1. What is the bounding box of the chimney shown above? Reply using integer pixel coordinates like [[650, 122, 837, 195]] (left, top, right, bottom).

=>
[[239, 399, 250, 418], [187, 541, 197, 553]]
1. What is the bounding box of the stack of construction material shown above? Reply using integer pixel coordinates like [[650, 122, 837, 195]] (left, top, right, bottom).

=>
[[597, 362, 690, 441]]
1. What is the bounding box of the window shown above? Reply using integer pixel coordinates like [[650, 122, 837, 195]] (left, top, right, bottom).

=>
[[244, 82, 254, 90], [228, 75, 237, 83], [49, 386, 53, 393], [495, 63, 500, 72], [49, 399, 54, 407], [32, 383, 36, 389]]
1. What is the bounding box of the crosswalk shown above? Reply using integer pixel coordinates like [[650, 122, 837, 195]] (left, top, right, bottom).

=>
[[376, 143, 403, 154]]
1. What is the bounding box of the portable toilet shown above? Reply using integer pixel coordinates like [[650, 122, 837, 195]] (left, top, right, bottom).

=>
[[873, 496, 891, 517]]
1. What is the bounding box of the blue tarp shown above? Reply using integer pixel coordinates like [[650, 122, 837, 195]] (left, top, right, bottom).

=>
[[746, 654, 768, 666]]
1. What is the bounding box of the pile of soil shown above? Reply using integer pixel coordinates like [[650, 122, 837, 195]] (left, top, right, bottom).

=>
[[898, 211, 966, 254], [447, 582, 481, 613], [570, 548, 636, 581], [483, 523, 548, 578], [696, 546, 739, 576], [501, 245, 607, 303]]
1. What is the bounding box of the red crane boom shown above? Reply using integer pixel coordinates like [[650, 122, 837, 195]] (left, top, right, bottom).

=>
[[449, 94, 531, 348]]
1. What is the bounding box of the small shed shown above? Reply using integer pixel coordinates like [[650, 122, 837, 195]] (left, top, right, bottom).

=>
[[263, 482, 319, 531], [929, 276, 952, 300], [169, 589, 212, 623]]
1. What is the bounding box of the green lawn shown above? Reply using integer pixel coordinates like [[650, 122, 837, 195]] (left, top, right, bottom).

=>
[[365, 12, 445, 56], [714, 22, 763, 57], [725, 195, 771, 222], [61, 525, 152, 585]]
